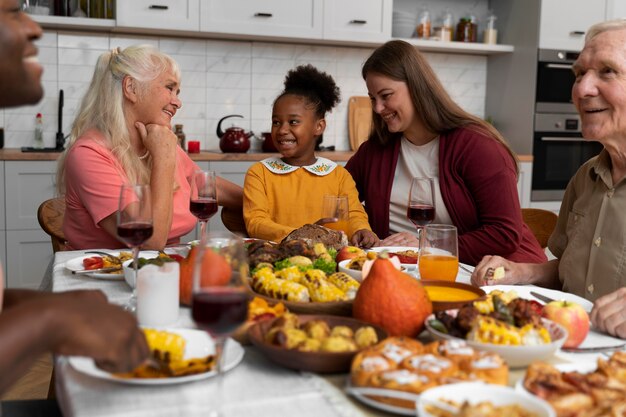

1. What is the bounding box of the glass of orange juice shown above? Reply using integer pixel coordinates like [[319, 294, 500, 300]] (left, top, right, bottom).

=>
[[419, 224, 459, 281], [321, 195, 350, 236]]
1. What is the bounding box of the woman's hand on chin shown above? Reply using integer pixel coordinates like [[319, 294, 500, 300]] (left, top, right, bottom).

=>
[[135, 121, 177, 159]]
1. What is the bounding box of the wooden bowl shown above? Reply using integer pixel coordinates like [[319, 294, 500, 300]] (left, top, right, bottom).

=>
[[248, 315, 387, 374], [422, 280, 486, 312], [244, 281, 353, 316]]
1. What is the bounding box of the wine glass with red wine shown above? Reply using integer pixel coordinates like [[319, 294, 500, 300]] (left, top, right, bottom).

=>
[[190, 170, 218, 247], [407, 177, 436, 245], [117, 184, 153, 312], [191, 232, 248, 416]]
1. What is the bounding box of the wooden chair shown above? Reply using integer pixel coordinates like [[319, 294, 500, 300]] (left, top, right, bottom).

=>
[[522, 208, 558, 249], [37, 197, 68, 253], [220, 206, 248, 237]]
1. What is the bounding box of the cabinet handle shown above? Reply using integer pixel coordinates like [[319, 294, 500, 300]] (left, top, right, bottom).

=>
[[254, 12, 273, 18], [540, 136, 585, 142], [350, 19, 367, 24], [546, 63, 573, 70], [149, 5, 168, 10], [569, 31, 585, 36]]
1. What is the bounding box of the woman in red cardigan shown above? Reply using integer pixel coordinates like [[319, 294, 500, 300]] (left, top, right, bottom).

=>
[[345, 40, 545, 266]]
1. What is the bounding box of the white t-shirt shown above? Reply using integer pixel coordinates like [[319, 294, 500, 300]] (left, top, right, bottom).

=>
[[388, 137, 453, 235]]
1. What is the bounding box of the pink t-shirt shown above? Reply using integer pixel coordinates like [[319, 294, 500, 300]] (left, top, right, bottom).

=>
[[62, 129, 198, 249]]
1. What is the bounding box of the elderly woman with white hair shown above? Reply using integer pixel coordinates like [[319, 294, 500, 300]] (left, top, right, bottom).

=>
[[57, 45, 242, 250], [472, 19, 626, 338]]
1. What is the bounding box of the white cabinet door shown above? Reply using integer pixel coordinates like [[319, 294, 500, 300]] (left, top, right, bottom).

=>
[[606, 0, 626, 19], [6, 230, 52, 289], [539, 0, 606, 51], [200, 0, 323, 39], [208, 161, 253, 233], [5, 161, 57, 230], [116, 0, 200, 31], [517, 161, 532, 209], [323, 0, 392, 42]]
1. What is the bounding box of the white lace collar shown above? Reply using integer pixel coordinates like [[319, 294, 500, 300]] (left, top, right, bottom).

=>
[[260, 157, 338, 176]]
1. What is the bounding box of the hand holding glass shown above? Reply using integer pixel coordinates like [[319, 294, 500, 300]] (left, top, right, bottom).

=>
[[117, 184, 153, 312], [321, 195, 350, 235], [191, 232, 248, 416], [419, 224, 459, 282]]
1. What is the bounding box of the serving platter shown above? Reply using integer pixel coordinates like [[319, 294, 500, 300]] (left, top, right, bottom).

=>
[[482, 285, 593, 312], [68, 329, 244, 385], [65, 250, 159, 280], [345, 383, 418, 416], [367, 246, 419, 269]]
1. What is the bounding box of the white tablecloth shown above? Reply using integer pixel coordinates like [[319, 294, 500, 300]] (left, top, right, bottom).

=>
[[51, 250, 367, 417]]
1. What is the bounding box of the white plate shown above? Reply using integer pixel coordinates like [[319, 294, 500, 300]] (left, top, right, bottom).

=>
[[418, 382, 555, 417], [346, 383, 418, 416], [515, 361, 598, 395], [482, 285, 593, 312], [65, 251, 158, 280], [425, 311, 567, 367], [68, 329, 244, 385], [367, 246, 419, 269], [337, 259, 365, 282]]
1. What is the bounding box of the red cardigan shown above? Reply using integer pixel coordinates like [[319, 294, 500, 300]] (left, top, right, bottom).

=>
[[345, 128, 547, 266]]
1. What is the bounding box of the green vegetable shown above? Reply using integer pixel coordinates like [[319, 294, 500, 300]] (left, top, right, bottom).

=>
[[273, 258, 292, 271], [492, 295, 514, 325], [130, 256, 175, 269], [312, 257, 337, 275], [428, 319, 448, 334]]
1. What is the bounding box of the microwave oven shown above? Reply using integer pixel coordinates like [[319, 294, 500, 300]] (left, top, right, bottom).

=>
[[535, 49, 579, 113]]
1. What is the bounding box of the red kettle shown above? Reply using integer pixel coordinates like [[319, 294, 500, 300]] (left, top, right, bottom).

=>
[[216, 115, 253, 153]]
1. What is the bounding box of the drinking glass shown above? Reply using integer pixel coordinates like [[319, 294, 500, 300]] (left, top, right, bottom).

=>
[[407, 177, 436, 244], [321, 194, 350, 235], [190, 170, 218, 246], [419, 224, 459, 281], [191, 232, 249, 417], [117, 184, 153, 312]]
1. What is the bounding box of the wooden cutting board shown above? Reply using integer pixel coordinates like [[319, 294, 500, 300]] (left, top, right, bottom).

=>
[[348, 96, 372, 151]]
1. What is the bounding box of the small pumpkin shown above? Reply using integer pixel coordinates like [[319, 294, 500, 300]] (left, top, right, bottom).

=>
[[353, 254, 432, 337], [179, 246, 232, 306]]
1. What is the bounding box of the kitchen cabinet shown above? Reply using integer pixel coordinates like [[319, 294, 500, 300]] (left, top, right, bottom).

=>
[[4, 161, 57, 288], [200, 0, 323, 40], [323, 0, 391, 43], [539, 0, 606, 51], [116, 0, 200, 32], [607, 0, 626, 19], [207, 161, 253, 234], [517, 161, 532, 209]]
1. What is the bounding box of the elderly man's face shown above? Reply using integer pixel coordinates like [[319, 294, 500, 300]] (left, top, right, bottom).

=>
[[572, 28, 626, 142], [0, 0, 43, 108]]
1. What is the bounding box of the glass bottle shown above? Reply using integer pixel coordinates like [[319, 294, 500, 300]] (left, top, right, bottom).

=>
[[441, 9, 453, 42], [34, 113, 44, 149], [484, 13, 498, 44], [416, 9, 431, 40], [174, 124, 186, 150]]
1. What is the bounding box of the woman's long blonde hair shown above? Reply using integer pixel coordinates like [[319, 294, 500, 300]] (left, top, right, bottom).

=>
[[56, 44, 180, 194], [362, 40, 518, 173]]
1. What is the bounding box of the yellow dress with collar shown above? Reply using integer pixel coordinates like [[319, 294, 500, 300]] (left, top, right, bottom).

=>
[[243, 156, 372, 242]]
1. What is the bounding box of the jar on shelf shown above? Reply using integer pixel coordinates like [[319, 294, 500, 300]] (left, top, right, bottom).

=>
[[484, 13, 498, 44], [456, 17, 477, 43], [416, 9, 431, 40], [441, 9, 454, 42], [174, 124, 186, 150]]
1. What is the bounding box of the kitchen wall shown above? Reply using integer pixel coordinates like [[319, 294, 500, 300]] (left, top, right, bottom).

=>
[[0, 30, 487, 151]]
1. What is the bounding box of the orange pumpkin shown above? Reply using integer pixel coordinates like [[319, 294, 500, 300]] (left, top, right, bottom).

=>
[[353, 255, 432, 337], [179, 246, 232, 306]]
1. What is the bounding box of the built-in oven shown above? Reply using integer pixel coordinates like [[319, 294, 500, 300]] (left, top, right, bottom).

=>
[[531, 113, 603, 201], [535, 49, 579, 113]]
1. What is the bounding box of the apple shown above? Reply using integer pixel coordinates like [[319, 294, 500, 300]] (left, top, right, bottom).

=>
[[336, 246, 366, 263], [542, 300, 590, 348]]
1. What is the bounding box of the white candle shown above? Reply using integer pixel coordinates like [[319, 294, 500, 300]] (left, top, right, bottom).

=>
[[136, 262, 180, 327]]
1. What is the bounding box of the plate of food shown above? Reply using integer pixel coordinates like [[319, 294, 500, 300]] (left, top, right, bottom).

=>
[[482, 285, 593, 312], [425, 291, 568, 367], [64, 251, 157, 280], [68, 328, 244, 385], [348, 337, 510, 414], [367, 246, 419, 268], [248, 313, 385, 373], [417, 382, 555, 417], [518, 353, 626, 417]]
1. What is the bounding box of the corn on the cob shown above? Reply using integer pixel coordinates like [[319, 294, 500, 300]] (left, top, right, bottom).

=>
[[520, 324, 551, 345], [143, 328, 186, 362], [275, 266, 304, 283], [301, 269, 347, 302], [251, 267, 310, 302], [466, 316, 523, 345], [326, 272, 360, 299], [313, 243, 333, 262], [473, 290, 519, 314]]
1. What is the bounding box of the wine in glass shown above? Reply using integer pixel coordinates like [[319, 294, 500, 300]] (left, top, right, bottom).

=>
[[407, 177, 436, 239], [190, 170, 218, 245], [118, 184, 153, 312], [191, 232, 248, 416]]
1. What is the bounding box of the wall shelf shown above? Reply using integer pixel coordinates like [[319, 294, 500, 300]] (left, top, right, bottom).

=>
[[31, 15, 514, 56]]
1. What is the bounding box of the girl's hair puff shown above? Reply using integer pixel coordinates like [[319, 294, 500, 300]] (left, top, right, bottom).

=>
[[277, 64, 340, 118]]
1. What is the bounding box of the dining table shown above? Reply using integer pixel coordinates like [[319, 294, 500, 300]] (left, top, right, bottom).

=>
[[48, 249, 620, 417]]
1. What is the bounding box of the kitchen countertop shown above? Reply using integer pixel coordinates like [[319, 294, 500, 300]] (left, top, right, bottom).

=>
[[0, 149, 534, 163]]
